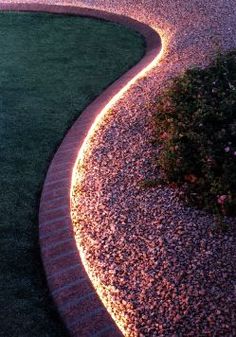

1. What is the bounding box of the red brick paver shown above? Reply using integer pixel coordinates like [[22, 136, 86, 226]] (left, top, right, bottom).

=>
[[0, 3, 161, 336]]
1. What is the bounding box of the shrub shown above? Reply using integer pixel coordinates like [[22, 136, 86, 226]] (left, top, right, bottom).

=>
[[154, 50, 236, 216]]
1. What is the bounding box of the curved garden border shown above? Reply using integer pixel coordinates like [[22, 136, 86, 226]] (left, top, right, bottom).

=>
[[0, 3, 162, 336]]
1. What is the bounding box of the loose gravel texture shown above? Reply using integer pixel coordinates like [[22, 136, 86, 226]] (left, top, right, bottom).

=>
[[70, 1, 236, 336], [4, 0, 235, 336]]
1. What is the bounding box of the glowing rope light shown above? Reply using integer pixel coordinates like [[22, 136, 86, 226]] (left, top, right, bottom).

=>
[[70, 25, 167, 336], [71, 37, 165, 170]]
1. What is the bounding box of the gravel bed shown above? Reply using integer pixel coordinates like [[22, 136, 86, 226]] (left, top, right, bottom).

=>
[[69, 0, 236, 336], [69, 0, 236, 337], [2, 0, 236, 335], [7, 0, 234, 335]]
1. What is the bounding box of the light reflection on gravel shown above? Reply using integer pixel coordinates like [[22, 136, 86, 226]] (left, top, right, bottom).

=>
[[9, 0, 234, 335], [70, 0, 236, 336]]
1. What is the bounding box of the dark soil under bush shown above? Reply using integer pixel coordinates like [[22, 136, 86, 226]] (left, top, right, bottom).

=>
[[153, 50, 236, 217]]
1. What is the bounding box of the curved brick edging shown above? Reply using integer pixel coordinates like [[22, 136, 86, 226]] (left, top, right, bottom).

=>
[[0, 3, 162, 336]]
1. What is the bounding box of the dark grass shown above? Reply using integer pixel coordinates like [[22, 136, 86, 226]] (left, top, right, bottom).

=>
[[0, 11, 145, 337]]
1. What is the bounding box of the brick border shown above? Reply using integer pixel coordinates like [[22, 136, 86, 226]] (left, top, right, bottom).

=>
[[0, 3, 162, 337]]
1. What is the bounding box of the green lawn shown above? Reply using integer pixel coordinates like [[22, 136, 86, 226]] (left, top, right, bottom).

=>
[[0, 11, 144, 337]]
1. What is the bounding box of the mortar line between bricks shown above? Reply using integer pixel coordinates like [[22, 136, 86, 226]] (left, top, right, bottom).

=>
[[50, 166, 72, 172], [39, 225, 71, 240], [59, 141, 80, 149], [42, 188, 70, 198], [8, 3, 162, 337], [41, 237, 74, 252], [49, 161, 75, 170], [68, 307, 106, 328], [41, 205, 69, 215], [90, 325, 116, 337], [39, 215, 70, 227], [44, 177, 69, 186], [55, 147, 78, 155], [52, 277, 87, 295], [47, 263, 81, 280], [40, 195, 67, 206], [47, 249, 77, 263], [60, 292, 95, 311], [47, 166, 72, 177]]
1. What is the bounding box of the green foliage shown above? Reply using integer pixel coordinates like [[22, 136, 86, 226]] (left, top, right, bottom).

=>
[[139, 179, 161, 188], [154, 50, 236, 216]]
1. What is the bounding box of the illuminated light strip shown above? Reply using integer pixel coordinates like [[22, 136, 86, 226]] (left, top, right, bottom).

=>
[[71, 41, 165, 172], [0, 3, 170, 336], [70, 23, 167, 337]]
